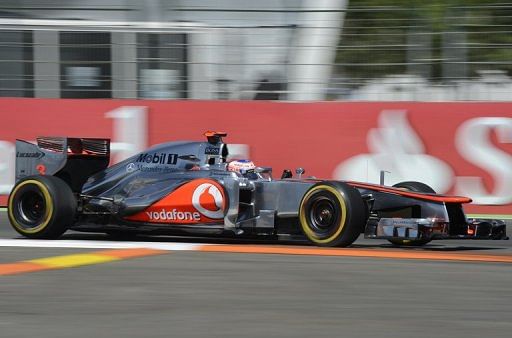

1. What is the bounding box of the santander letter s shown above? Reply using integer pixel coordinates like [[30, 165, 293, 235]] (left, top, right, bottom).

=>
[[455, 117, 512, 204]]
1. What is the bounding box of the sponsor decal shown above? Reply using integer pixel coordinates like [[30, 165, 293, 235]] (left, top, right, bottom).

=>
[[136, 152, 178, 165], [192, 183, 224, 219], [205, 147, 220, 155], [145, 208, 201, 221], [126, 163, 137, 173], [16, 151, 44, 159], [178, 154, 201, 162], [36, 164, 46, 175], [139, 166, 178, 173], [124, 179, 226, 224]]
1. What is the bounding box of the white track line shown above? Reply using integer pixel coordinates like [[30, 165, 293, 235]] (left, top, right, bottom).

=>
[[0, 238, 204, 251]]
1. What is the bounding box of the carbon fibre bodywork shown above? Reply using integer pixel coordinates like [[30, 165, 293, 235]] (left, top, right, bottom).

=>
[[12, 133, 507, 243]]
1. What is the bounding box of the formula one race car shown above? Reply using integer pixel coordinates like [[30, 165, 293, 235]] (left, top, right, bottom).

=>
[[8, 132, 507, 247]]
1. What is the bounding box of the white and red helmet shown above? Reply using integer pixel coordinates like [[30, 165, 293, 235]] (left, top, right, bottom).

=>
[[227, 159, 256, 174]]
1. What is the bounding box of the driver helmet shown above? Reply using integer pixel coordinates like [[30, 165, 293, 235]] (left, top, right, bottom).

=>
[[227, 159, 256, 174]]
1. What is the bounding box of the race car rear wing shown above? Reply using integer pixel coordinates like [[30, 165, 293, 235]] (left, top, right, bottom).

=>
[[15, 137, 110, 192]]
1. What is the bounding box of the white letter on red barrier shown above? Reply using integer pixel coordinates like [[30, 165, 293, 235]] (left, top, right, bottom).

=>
[[455, 117, 512, 204], [105, 106, 148, 163], [0, 141, 15, 194]]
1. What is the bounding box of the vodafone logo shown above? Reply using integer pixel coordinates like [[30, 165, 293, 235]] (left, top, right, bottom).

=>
[[125, 179, 226, 224], [145, 208, 200, 221], [192, 183, 225, 219]]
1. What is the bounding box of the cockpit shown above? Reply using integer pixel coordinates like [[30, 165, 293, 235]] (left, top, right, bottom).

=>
[[200, 131, 273, 181]]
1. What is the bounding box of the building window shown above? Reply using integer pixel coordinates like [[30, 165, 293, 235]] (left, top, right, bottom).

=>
[[137, 33, 188, 99], [0, 30, 34, 97], [60, 32, 111, 98]]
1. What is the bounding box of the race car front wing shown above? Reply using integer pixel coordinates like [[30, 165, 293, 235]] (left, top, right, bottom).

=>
[[365, 217, 508, 241]]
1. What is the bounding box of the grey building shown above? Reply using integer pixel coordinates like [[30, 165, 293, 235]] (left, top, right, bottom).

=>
[[0, 0, 346, 100]]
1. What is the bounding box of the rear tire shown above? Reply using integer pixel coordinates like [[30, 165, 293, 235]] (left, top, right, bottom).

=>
[[8, 176, 76, 239], [299, 182, 366, 247], [387, 181, 435, 247]]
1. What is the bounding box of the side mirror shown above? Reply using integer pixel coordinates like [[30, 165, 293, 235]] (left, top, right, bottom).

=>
[[281, 169, 292, 179], [255, 167, 272, 174], [255, 167, 273, 180]]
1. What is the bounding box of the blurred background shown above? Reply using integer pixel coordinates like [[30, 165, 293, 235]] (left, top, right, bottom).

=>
[[1, 0, 512, 215], [1, 0, 512, 101], [2, 4, 512, 338]]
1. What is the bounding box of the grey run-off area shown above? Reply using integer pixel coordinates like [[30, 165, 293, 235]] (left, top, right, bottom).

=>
[[0, 210, 511, 338]]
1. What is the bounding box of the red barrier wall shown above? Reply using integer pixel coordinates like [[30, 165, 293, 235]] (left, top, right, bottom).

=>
[[2, 98, 512, 216]]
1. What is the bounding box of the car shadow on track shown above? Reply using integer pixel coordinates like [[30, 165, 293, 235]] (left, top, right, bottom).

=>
[[350, 243, 507, 252], [60, 232, 304, 246], [55, 232, 511, 253]]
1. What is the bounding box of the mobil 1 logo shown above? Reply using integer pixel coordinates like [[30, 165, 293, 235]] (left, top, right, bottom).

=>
[[136, 152, 178, 165]]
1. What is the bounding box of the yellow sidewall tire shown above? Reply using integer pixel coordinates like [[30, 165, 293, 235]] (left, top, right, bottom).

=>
[[299, 182, 366, 247], [8, 180, 54, 235], [300, 185, 347, 244], [8, 176, 76, 239]]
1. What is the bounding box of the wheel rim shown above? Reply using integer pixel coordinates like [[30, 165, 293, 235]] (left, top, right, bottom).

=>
[[302, 189, 344, 240], [9, 179, 53, 234], [18, 190, 46, 226], [309, 197, 337, 232], [299, 184, 350, 245]]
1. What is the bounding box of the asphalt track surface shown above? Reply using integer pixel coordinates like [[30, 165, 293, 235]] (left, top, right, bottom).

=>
[[1, 210, 511, 338]]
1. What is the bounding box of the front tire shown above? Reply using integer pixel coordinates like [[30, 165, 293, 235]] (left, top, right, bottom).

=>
[[8, 176, 76, 239], [388, 181, 435, 247], [299, 182, 366, 247]]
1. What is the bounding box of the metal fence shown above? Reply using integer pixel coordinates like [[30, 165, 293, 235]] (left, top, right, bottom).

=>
[[333, 3, 512, 100], [0, 1, 512, 101]]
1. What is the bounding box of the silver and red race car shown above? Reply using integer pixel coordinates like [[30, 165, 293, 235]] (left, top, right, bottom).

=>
[[7, 132, 507, 247]]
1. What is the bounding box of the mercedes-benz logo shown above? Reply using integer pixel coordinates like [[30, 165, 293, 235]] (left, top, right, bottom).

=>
[[126, 163, 137, 173]]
